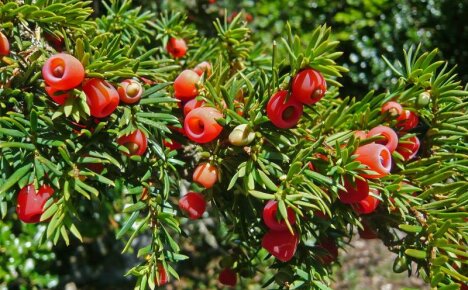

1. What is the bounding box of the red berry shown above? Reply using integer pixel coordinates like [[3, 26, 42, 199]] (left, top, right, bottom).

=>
[[219, 268, 237, 287], [166, 37, 187, 58], [338, 176, 369, 204], [359, 222, 378, 239], [179, 192, 206, 219], [291, 69, 327, 105], [42, 53, 85, 91], [45, 86, 69, 105], [173, 70, 200, 101], [0, 31, 10, 56], [193, 61, 212, 77], [117, 129, 148, 156], [261, 229, 299, 262], [245, 13, 254, 23], [118, 79, 143, 104], [355, 143, 392, 178], [184, 107, 223, 143], [381, 101, 403, 117], [397, 110, 419, 131], [155, 263, 168, 286], [82, 78, 120, 118], [193, 162, 218, 189], [16, 184, 54, 223], [352, 189, 380, 214], [367, 125, 399, 153], [266, 90, 303, 129], [396, 135, 420, 161], [262, 200, 296, 231], [314, 210, 329, 220], [316, 238, 338, 265], [183, 98, 205, 116]]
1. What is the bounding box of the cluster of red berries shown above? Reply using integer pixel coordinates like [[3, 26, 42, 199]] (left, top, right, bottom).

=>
[[267, 68, 326, 128], [0, 31, 10, 56], [42, 53, 148, 157]]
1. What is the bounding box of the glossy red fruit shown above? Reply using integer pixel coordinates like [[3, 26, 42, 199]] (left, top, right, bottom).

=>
[[262, 200, 296, 231], [291, 69, 327, 105], [42, 53, 85, 90], [82, 78, 120, 118], [262, 229, 299, 262], [166, 37, 187, 58], [179, 192, 206, 219], [184, 107, 223, 143], [352, 189, 380, 214], [118, 79, 143, 104], [316, 239, 338, 265], [193, 162, 218, 189], [0, 31, 10, 56], [16, 184, 54, 223], [338, 176, 369, 204], [266, 90, 303, 129], [155, 263, 168, 286], [45, 86, 69, 105], [381, 101, 403, 117], [355, 143, 392, 178], [359, 223, 378, 239], [193, 61, 212, 77], [396, 135, 420, 161], [44, 32, 64, 52], [367, 125, 399, 153], [397, 110, 419, 131], [117, 129, 148, 156], [173, 70, 200, 101], [219, 268, 237, 287], [183, 98, 205, 116]]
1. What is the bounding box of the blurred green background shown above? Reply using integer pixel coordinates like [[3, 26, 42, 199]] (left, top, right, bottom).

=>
[[2, 0, 467, 289]]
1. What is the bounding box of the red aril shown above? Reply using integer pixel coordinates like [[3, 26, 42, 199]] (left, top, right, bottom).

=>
[[338, 176, 369, 204], [291, 68, 327, 105], [262, 200, 296, 231], [0, 31, 10, 56], [193, 162, 218, 189], [166, 37, 187, 58], [117, 129, 148, 156], [355, 143, 392, 178], [45, 86, 70, 105], [261, 229, 299, 262], [396, 135, 420, 160], [179, 192, 206, 219], [82, 78, 120, 118], [42, 53, 85, 90], [367, 125, 398, 153], [118, 79, 143, 104], [173, 70, 200, 101], [266, 90, 303, 129], [218, 268, 237, 287], [16, 184, 54, 223], [184, 107, 223, 143]]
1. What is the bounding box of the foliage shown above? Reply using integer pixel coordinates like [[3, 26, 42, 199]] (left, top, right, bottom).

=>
[[1, 0, 467, 289]]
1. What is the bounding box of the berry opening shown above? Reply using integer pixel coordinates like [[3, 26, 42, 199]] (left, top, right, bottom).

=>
[[125, 143, 139, 154], [188, 117, 205, 136], [282, 106, 296, 121], [379, 147, 391, 168]]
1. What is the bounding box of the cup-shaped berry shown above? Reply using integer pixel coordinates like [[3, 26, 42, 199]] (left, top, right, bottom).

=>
[[396, 135, 420, 161], [179, 192, 206, 219], [166, 37, 187, 58], [228, 124, 255, 146], [266, 90, 303, 129], [0, 31, 10, 56], [194, 61, 212, 77], [45, 86, 70, 105], [262, 200, 296, 231], [155, 263, 168, 286], [42, 53, 85, 90], [174, 70, 200, 101], [118, 79, 143, 104], [355, 143, 392, 178], [367, 125, 398, 153], [219, 268, 237, 287], [83, 78, 120, 118], [117, 129, 148, 156], [184, 98, 206, 116], [16, 184, 54, 223], [381, 101, 403, 117], [338, 176, 369, 204], [354, 130, 367, 141], [184, 107, 223, 143], [193, 162, 218, 189], [163, 139, 183, 151], [291, 68, 327, 105], [397, 110, 419, 131], [316, 238, 338, 265], [352, 189, 380, 214], [261, 229, 299, 262]]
